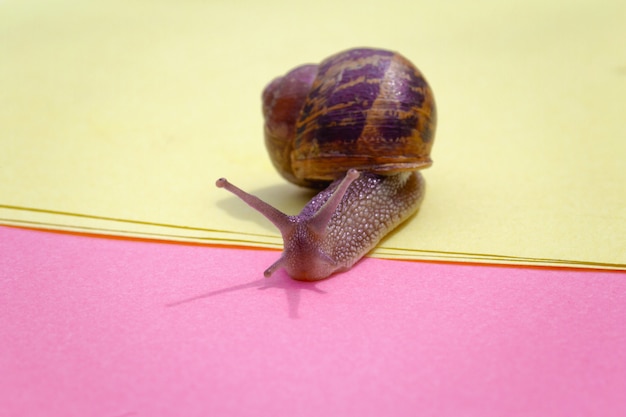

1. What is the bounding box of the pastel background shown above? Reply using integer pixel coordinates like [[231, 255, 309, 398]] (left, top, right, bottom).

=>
[[1, 0, 625, 268], [1, 226, 625, 416], [1, 0, 625, 415]]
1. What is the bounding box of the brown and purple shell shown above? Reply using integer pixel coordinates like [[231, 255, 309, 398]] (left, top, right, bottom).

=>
[[262, 48, 436, 188]]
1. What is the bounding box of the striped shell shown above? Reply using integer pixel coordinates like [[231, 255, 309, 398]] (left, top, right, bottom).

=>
[[262, 48, 436, 188]]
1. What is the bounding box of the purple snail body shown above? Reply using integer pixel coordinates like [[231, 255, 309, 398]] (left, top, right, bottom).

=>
[[216, 48, 436, 281]]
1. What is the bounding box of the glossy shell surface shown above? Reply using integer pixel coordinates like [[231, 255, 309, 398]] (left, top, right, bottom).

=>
[[263, 48, 436, 187], [292, 48, 436, 182]]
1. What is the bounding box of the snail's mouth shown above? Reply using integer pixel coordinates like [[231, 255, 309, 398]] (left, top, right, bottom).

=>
[[286, 265, 340, 282], [284, 254, 338, 282], [265, 253, 337, 282], [278, 228, 339, 281]]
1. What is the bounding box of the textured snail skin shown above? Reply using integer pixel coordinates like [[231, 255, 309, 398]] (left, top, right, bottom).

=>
[[216, 169, 424, 281], [217, 48, 435, 280]]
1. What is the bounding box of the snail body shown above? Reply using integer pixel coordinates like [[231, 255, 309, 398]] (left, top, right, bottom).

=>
[[216, 48, 436, 281]]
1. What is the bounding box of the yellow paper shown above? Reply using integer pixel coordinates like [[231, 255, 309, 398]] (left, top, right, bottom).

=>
[[1, 0, 625, 269]]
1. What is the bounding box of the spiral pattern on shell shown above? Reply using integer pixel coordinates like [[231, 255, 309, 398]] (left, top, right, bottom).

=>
[[263, 48, 436, 188]]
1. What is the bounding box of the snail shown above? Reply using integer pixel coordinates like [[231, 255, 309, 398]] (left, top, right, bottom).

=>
[[216, 47, 436, 281]]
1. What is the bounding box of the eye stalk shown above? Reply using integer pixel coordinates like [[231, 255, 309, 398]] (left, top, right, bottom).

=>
[[216, 170, 361, 281]]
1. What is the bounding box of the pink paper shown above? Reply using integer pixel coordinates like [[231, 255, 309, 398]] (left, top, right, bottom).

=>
[[1, 226, 625, 416]]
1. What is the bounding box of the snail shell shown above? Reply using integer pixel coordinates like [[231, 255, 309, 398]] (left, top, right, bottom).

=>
[[262, 47, 436, 188]]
